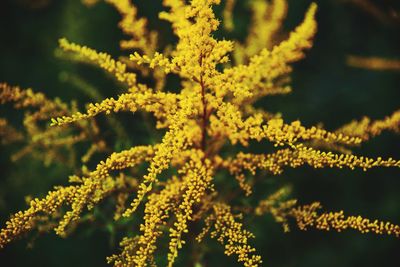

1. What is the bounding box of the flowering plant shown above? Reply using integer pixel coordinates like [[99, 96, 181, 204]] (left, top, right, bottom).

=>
[[1, 0, 399, 266]]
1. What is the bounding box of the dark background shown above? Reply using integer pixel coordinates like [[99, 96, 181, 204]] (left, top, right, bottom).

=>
[[0, 0, 399, 266]]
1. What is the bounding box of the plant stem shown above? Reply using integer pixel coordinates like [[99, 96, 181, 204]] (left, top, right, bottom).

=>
[[199, 54, 208, 155]]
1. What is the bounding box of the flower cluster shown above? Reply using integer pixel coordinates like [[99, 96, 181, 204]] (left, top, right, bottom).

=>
[[289, 202, 400, 237], [347, 56, 400, 71], [1, 0, 399, 266], [0, 83, 105, 165]]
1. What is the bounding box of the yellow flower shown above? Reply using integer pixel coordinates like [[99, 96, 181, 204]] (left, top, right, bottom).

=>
[[290, 202, 400, 237], [1, 0, 399, 266], [347, 56, 400, 71]]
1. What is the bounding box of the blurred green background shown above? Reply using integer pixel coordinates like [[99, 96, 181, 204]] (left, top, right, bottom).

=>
[[0, 0, 399, 266]]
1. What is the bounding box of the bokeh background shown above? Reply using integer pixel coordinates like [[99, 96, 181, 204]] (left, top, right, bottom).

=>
[[0, 0, 399, 266]]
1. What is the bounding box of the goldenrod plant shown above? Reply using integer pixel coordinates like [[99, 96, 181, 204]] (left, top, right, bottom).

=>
[[1, 0, 399, 266], [347, 56, 400, 71], [344, 0, 400, 72]]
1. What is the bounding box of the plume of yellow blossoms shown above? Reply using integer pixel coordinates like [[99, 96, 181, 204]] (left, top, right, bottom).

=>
[[347, 56, 400, 71], [289, 202, 400, 237], [1, 0, 400, 266], [0, 83, 105, 165]]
